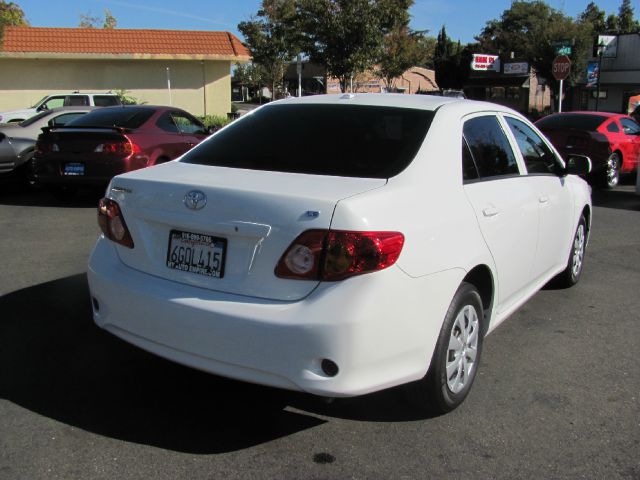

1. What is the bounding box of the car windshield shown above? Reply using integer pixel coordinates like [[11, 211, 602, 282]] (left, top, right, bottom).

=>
[[19, 111, 52, 127], [181, 104, 434, 178], [536, 114, 607, 131], [67, 107, 155, 129]]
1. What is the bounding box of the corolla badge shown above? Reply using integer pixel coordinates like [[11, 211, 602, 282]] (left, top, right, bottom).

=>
[[184, 190, 207, 210]]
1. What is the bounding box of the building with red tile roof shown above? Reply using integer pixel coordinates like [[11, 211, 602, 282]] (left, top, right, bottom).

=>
[[0, 27, 251, 116]]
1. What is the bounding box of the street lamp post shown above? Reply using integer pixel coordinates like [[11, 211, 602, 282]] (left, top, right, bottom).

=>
[[595, 40, 605, 112]]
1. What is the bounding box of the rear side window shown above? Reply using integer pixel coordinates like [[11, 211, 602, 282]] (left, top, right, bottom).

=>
[[536, 114, 606, 131], [93, 95, 121, 107], [67, 107, 155, 129], [606, 121, 620, 133], [463, 116, 519, 179], [181, 104, 434, 178], [66, 96, 89, 106]]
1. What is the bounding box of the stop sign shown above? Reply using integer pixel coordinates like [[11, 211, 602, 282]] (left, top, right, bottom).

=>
[[552, 55, 571, 81]]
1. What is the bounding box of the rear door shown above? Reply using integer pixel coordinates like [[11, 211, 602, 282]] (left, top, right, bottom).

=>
[[171, 111, 209, 150], [462, 114, 539, 312]]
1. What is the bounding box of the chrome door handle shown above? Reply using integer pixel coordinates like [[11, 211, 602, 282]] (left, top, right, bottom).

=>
[[539, 195, 549, 204], [482, 207, 499, 217]]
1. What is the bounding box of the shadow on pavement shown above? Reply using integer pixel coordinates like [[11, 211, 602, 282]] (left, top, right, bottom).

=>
[[0, 185, 104, 208], [591, 185, 640, 212], [0, 275, 437, 453], [0, 274, 325, 453]]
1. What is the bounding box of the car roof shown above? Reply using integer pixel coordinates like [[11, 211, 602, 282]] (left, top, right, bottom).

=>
[[263, 93, 519, 116], [546, 111, 619, 118]]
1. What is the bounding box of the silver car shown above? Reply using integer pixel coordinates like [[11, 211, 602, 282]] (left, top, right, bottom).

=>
[[0, 107, 94, 184]]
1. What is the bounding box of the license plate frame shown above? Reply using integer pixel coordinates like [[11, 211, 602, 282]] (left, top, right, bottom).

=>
[[166, 229, 227, 278], [63, 162, 85, 176]]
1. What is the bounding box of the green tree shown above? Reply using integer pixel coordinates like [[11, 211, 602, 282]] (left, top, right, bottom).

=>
[[238, 0, 299, 100], [476, 1, 591, 85], [79, 8, 117, 28], [297, 0, 413, 93], [433, 26, 468, 90], [578, 2, 606, 34], [605, 13, 619, 32], [617, 0, 639, 33], [0, 1, 28, 43], [233, 62, 266, 101], [377, 27, 425, 90]]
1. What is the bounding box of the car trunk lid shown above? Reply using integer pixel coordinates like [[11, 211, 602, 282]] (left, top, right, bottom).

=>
[[107, 161, 387, 301]]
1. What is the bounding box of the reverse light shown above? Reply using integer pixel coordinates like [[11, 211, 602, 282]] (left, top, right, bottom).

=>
[[275, 230, 404, 281], [97, 198, 134, 248]]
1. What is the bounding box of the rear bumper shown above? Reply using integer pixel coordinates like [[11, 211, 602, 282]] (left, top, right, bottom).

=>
[[87, 237, 464, 397]]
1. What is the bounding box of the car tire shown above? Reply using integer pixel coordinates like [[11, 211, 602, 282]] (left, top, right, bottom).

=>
[[406, 282, 484, 414], [603, 152, 620, 189], [552, 215, 587, 288]]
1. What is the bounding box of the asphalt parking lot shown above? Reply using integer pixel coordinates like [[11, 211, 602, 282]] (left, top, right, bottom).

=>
[[0, 184, 639, 480]]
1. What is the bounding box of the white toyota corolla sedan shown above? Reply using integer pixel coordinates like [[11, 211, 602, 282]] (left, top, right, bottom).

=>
[[88, 94, 592, 413]]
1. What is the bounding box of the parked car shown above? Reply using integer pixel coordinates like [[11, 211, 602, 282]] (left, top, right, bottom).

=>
[[0, 92, 121, 124], [536, 111, 640, 188], [88, 94, 592, 414], [33, 105, 209, 194], [0, 107, 94, 184]]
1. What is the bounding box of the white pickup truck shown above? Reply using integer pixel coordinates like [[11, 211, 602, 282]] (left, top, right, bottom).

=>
[[0, 92, 121, 123]]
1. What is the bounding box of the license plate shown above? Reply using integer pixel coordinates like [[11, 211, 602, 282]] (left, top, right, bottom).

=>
[[63, 162, 85, 176], [166, 230, 226, 278]]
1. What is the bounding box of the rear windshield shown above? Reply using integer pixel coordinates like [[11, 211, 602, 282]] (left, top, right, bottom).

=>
[[536, 114, 607, 131], [67, 107, 155, 129], [181, 104, 434, 178]]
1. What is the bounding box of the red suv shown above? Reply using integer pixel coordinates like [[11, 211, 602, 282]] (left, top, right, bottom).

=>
[[33, 106, 210, 193]]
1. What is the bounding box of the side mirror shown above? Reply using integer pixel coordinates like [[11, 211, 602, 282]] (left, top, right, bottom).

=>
[[565, 154, 592, 176], [37, 104, 48, 112]]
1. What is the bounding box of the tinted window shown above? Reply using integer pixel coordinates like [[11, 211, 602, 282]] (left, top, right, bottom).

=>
[[67, 107, 155, 129], [536, 114, 607, 131], [462, 138, 479, 181], [67, 95, 89, 106], [93, 95, 120, 107], [172, 112, 206, 135], [182, 104, 434, 178], [606, 121, 620, 133], [463, 116, 519, 178], [505, 117, 560, 174], [620, 118, 640, 135], [49, 112, 87, 127], [156, 112, 179, 133]]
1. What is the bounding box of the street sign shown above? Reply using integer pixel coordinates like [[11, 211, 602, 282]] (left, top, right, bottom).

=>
[[553, 40, 573, 56], [552, 55, 571, 81]]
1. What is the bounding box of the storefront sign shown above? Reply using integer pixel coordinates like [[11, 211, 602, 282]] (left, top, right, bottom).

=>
[[597, 35, 617, 58], [504, 62, 529, 75], [586, 61, 599, 88], [471, 54, 500, 71]]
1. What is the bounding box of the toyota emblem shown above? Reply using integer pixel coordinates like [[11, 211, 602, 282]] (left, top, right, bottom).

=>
[[184, 190, 207, 210]]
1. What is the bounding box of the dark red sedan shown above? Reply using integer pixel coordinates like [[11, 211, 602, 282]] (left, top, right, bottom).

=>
[[535, 112, 640, 188], [33, 105, 210, 192]]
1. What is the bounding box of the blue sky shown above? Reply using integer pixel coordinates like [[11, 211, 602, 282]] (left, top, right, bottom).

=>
[[15, 0, 633, 43]]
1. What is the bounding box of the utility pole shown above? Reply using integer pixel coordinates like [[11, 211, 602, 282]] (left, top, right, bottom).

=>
[[595, 39, 605, 111]]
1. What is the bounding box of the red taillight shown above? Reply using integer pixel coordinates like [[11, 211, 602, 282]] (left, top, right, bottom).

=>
[[94, 137, 140, 157], [97, 198, 134, 248], [275, 229, 404, 281], [35, 139, 59, 154]]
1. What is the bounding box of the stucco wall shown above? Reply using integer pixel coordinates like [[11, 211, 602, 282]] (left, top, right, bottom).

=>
[[0, 58, 231, 116]]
